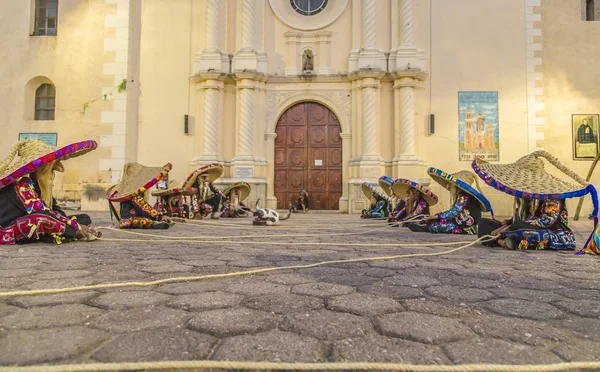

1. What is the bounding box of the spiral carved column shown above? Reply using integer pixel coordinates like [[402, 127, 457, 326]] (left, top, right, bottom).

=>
[[241, 0, 255, 51], [203, 87, 219, 157], [205, 0, 220, 51], [362, 0, 376, 48], [361, 85, 377, 156], [238, 87, 254, 156], [399, 0, 413, 47], [398, 85, 415, 156]]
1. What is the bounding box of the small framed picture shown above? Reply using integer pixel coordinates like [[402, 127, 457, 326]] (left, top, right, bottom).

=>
[[572, 114, 600, 160]]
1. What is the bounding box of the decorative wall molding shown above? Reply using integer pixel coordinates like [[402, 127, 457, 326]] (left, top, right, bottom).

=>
[[526, 0, 544, 152]]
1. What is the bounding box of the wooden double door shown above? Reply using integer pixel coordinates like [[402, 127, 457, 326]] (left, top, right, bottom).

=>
[[274, 102, 342, 210]]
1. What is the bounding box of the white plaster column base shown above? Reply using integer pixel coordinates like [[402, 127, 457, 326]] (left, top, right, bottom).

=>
[[358, 48, 385, 71], [391, 155, 427, 180], [193, 51, 230, 74], [233, 50, 258, 72], [394, 46, 427, 71]]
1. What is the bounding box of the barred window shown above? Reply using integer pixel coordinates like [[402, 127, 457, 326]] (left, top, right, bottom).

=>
[[35, 84, 55, 120], [34, 0, 58, 36]]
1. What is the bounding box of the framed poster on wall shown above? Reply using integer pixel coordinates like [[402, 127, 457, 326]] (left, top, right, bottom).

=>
[[19, 133, 58, 147], [458, 92, 499, 162], [572, 114, 600, 160]]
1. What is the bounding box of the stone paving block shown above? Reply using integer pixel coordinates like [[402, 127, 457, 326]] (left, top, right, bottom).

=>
[[331, 333, 450, 364], [90, 307, 190, 333], [225, 282, 289, 296], [34, 270, 93, 280], [438, 275, 503, 289], [91, 328, 217, 362], [24, 278, 97, 290], [555, 317, 600, 340], [0, 268, 39, 279], [139, 264, 195, 274], [0, 259, 44, 270], [481, 298, 565, 321], [0, 277, 34, 291], [88, 291, 172, 309], [444, 338, 563, 364], [401, 298, 480, 318], [382, 275, 440, 288], [184, 259, 227, 267], [555, 288, 600, 301], [490, 287, 566, 303], [245, 293, 324, 314], [425, 285, 494, 302], [376, 312, 474, 344], [461, 313, 573, 346], [168, 292, 245, 311], [555, 299, 600, 318], [552, 339, 600, 362], [358, 284, 424, 299], [326, 293, 403, 316], [0, 304, 104, 329], [212, 330, 327, 362], [321, 273, 379, 287], [506, 276, 565, 291], [263, 273, 317, 285], [292, 282, 354, 297], [0, 327, 108, 365], [187, 307, 280, 337], [280, 309, 373, 340], [351, 268, 398, 278], [155, 281, 229, 295], [0, 303, 19, 317], [9, 291, 99, 308], [138, 259, 185, 266]]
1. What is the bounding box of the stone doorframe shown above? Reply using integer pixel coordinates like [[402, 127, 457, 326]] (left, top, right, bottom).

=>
[[265, 91, 352, 212]]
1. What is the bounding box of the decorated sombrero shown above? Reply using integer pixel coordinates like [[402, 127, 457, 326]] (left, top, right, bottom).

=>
[[183, 163, 223, 188], [151, 180, 197, 197], [472, 151, 599, 254], [361, 182, 391, 203], [0, 138, 97, 189], [108, 162, 172, 202], [222, 181, 251, 202], [428, 168, 494, 215], [391, 178, 439, 206], [378, 176, 395, 196]]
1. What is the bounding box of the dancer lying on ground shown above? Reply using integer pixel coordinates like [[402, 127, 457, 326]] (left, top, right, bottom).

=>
[[360, 182, 390, 219], [389, 178, 438, 225], [220, 182, 252, 218]]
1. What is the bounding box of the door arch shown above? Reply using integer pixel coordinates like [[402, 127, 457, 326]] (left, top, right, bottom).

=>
[[274, 102, 342, 210]]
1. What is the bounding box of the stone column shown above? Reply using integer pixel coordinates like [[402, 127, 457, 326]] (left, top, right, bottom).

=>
[[205, 0, 220, 52], [202, 85, 220, 160], [398, 0, 413, 47], [238, 86, 254, 157], [240, 0, 255, 51], [362, 0, 376, 49], [361, 83, 377, 157], [395, 0, 425, 71], [397, 82, 415, 157], [194, 0, 228, 73]]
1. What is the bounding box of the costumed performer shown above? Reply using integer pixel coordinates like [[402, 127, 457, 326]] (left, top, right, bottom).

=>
[[183, 163, 225, 219], [360, 182, 390, 219], [379, 176, 402, 218], [409, 169, 494, 234], [390, 178, 438, 225], [0, 138, 100, 245], [473, 151, 598, 253], [107, 162, 173, 229], [152, 179, 195, 219], [220, 181, 252, 218]]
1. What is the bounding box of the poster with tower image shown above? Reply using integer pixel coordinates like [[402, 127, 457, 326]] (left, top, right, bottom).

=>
[[458, 91, 499, 161]]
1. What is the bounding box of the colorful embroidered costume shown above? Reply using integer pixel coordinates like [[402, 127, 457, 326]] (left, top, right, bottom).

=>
[[392, 198, 428, 223], [409, 169, 493, 235], [390, 178, 438, 225], [107, 162, 174, 229], [183, 163, 225, 219], [151, 180, 195, 219], [360, 182, 390, 218], [0, 138, 98, 245]]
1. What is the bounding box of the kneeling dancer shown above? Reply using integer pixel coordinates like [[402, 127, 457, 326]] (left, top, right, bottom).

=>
[[184, 163, 225, 219], [361, 182, 390, 219], [0, 138, 100, 244], [152, 179, 195, 219], [409, 169, 494, 234], [108, 163, 173, 229], [473, 151, 598, 252], [220, 181, 252, 218], [390, 178, 438, 224]]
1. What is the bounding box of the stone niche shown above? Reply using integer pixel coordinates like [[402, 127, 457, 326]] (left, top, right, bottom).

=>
[[284, 31, 332, 76]]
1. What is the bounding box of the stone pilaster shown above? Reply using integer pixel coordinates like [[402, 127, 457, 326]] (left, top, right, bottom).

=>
[[193, 0, 229, 74], [393, 0, 426, 71], [358, 0, 384, 70], [192, 73, 225, 165], [233, 0, 260, 72]]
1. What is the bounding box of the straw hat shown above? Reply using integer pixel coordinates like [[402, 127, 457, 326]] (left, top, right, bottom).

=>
[[183, 163, 224, 188], [151, 179, 197, 197], [361, 182, 391, 203], [392, 178, 439, 206], [428, 167, 494, 214], [473, 151, 600, 253], [378, 176, 395, 196], [108, 162, 172, 202], [222, 181, 252, 202], [0, 138, 97, 189]]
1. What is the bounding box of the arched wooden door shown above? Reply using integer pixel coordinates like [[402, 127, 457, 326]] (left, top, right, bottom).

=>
[[274, 102, 342, 210]]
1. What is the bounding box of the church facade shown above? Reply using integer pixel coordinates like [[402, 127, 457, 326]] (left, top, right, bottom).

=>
[[1, 0, 600, 216]]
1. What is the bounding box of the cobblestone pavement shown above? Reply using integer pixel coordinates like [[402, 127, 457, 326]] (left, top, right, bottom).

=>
[[0, 212, 599, 367]]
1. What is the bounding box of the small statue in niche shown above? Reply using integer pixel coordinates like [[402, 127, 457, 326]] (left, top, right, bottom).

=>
[[302, 49, 314, 72]]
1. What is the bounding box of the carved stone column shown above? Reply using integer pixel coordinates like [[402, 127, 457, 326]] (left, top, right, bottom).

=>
[[394, 0, 426, 71], [238, 86, 254, 157], [233, 0, 259, 72], [361, 83, 377, 157], [192, 74, 225, 165], [205, 0, 220, 51], [358, 0, 383, 70], [193, 0, 228, 73], [399, 0, 413, 47]]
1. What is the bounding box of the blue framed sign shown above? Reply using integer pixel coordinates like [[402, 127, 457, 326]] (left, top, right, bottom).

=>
[[19, 133, 58, 147]]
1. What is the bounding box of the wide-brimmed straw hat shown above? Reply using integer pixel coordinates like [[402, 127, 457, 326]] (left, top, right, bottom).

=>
[[108, 162, 172, 202], [378, 176, 395, 196], [473, 151, 599, 253], [392, 178, 439, 206], [151, 179, 197, 197], [183, 163, 224, 188], [222, 181, 252, 202], [362, 182, 391, 203], [428, 168, 494, 215], [0, 138, 97, 189]]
